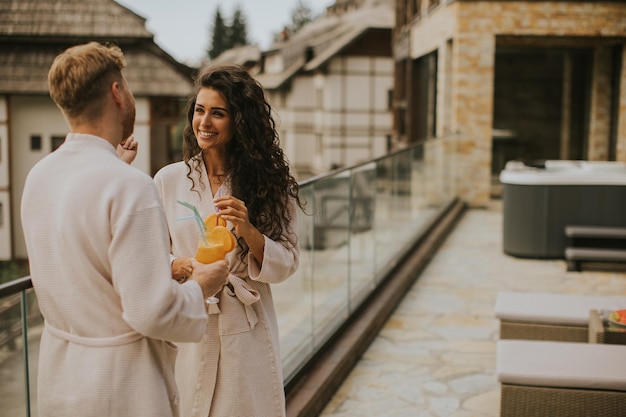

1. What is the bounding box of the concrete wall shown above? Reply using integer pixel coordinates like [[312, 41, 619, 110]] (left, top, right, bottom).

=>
[[9, 96, 69, 259]]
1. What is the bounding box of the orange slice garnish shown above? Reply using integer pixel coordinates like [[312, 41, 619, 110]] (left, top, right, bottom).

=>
[[195, 242, 225, 264], [208, 226, 236, 252], [204, 213, 227, 231]]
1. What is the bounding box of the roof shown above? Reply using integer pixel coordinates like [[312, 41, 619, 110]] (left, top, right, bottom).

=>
[[209, 44, 262, 68], [0, 0, 194, 96], [256, 56, 306, 90], [255, 0, 393, 90], [0, 43, 194, 96], [303, 26, 368, 71], [0, 0, 152, 40]]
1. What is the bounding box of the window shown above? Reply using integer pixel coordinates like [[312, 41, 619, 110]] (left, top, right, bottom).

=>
[[30, 135, 42, 151], [51, 135, 65, 151]]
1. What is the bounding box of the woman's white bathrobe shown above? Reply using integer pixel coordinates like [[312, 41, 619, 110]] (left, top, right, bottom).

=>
[[154, 159, 299, 417], [20, 134, 209, 417]]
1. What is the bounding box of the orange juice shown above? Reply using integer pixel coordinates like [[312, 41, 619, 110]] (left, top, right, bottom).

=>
[[194, 217, 236, 264], [196, 242, 226, 264]]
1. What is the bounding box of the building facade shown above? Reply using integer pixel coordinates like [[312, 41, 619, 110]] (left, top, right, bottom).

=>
[[0, 0, 194, 260], [393, 0, 626, 206], [255, 0, 395, 179]]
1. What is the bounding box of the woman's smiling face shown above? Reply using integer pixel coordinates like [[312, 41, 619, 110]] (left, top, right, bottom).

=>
[[192, 87, 232, 150]]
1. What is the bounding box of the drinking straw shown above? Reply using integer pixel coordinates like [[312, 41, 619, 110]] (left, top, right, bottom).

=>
[[177, 200, 209, 245], [176, 216, 196, 222], [214, 186, 221, 226]]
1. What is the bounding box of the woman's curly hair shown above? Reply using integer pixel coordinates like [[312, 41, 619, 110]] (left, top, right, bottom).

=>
[[182, 65, 304, 256]]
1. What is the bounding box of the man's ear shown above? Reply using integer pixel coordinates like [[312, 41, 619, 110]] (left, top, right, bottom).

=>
[[111, 81, 124, 107]]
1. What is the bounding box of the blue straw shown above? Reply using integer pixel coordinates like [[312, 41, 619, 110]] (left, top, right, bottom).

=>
[[177, 200, 209, 245], [176, 216, 196, 221]]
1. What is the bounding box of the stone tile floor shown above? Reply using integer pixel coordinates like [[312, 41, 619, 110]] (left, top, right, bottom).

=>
[[319, 199, 626, 417]]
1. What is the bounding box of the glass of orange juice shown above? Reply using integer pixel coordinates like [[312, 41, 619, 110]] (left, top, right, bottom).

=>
[[195, 213, 236, 304], [195, 241, 226, 265], [176, 200, 235, 304]]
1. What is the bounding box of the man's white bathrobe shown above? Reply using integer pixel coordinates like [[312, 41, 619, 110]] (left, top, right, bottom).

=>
[[21, 134, 208, 417]]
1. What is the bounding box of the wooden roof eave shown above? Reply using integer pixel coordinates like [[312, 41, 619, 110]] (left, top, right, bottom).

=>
[[303, 26, 368, 71], [255, 56, 306, 90]]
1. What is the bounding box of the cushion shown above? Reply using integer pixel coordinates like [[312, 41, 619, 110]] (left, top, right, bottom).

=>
[[497, 340, 626, 391], [494, 291, 626, 326]]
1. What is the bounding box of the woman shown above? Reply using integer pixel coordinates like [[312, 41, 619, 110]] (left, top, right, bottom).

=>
[[154, 65, 304, 417]]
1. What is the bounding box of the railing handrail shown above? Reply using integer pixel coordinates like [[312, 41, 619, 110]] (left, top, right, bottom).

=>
[[0, 276, 32, 298], [298, 138, 431, 187]]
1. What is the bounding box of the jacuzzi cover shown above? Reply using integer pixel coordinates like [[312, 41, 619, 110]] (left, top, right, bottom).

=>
[[500, 160, 626, 185]]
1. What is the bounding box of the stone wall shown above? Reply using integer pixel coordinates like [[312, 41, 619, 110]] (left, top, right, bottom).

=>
[[588, 47, 613, 160], [408, 1, 626, 207], [618, 46, 626, 162]]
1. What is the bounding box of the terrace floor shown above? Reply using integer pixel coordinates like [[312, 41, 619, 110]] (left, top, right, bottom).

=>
[[318, 199, 626, 417]]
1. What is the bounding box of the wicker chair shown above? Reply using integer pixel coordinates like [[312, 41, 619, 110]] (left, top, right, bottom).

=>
[[497, 340, 626, 417], [495, 291, 626, 342], [588, 309, 626, 345]]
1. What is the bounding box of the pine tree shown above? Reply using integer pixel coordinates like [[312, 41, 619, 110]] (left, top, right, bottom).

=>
[[273, 0, 315, 43], [229, 6, 249, 48], [290, 0, 314, 33], [209, 7, 229, 59]]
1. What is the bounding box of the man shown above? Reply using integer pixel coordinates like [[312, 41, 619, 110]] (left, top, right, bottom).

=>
[[21, 42, 227, 417]]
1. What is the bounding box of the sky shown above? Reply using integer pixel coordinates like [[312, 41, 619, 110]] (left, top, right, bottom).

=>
[[116, 0, 332, 65]]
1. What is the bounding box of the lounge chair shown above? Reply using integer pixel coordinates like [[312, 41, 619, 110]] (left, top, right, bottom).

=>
[[495, 291, 626, 342], [497, 340, 626, 417]]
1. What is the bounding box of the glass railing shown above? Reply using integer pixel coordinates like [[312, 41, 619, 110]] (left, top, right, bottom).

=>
[[0, 277, 39, 417], [0, 135, 458, 416], [275, 135, 458, 382]]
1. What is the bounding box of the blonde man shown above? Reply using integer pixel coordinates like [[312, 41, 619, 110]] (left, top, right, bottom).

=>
[[21, 42, 228, 417]]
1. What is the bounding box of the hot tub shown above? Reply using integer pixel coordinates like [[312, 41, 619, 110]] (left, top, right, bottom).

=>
[[500, 160, 626, 258]]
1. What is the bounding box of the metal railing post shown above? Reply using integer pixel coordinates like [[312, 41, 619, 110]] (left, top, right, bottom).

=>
[[21, 291, 31, 417]]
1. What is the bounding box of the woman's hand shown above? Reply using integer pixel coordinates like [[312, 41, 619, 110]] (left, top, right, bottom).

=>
[[213, 195, 253, 237], [117, 135, 138, 164], [214, 195, 265, 264]]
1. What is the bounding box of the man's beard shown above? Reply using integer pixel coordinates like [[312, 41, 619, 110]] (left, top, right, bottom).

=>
[[122, 105, 135, 140]]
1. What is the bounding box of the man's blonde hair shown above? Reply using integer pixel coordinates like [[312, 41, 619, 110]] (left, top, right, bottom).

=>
[[48, 42, 127, 119]]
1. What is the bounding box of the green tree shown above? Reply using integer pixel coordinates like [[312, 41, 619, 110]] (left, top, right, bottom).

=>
[[208, 6, 251, 59], [209, 7, 229, 59], [229, 6, 249, 48]]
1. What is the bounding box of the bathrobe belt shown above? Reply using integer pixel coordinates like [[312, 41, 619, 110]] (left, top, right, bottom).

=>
[[207, 275, 260, 329], [45, 322, 143, 347]]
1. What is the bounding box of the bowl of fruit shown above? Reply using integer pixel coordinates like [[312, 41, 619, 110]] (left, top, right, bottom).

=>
[[608, 309, 626, 330]]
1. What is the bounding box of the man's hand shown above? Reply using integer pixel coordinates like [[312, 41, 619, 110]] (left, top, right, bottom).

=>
[[189, 259, 229, 300], [117, 135, 138, 164], [171, 257, 194, 281]]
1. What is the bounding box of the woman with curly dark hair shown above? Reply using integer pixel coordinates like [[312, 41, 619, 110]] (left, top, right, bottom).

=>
[[153, 65, 304, 417]]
